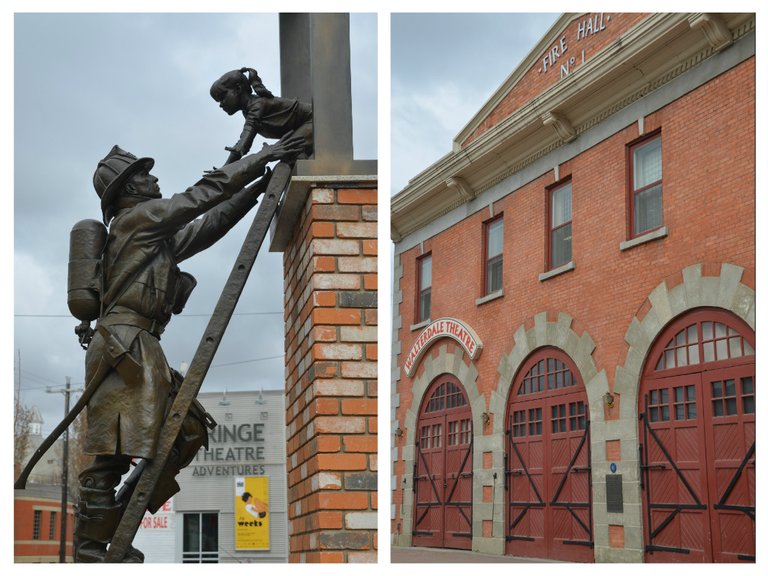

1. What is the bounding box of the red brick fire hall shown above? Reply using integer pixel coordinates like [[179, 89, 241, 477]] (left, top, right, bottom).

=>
[[391, 13, 755, 563]]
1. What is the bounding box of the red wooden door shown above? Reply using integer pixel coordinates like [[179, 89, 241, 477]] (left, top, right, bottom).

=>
[[640, 309, 755, 563], [413, 376, 473, 549], [640, 374, 711, 561], [703, 365, 755, 562], [505, 348, 593, 562]]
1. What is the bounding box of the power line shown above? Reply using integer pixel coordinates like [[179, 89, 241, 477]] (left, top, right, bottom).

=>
[[16, 353, 284, 392], [211, 354, 284, 368], [14, 311, 282, 318]]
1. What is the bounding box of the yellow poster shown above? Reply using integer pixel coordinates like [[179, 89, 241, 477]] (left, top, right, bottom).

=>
[[234, 476, 270, 550]]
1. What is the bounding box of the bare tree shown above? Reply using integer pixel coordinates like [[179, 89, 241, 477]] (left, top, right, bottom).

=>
[[14, 399, 33, 480], [14, 350, 32, 480]]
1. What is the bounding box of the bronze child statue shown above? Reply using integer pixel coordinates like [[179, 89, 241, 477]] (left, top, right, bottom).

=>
[[210, 67, 313, 165], [72, 133, 303, 562]]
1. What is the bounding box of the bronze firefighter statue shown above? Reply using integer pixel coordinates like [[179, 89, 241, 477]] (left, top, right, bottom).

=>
[[69, 134, 303, 562]]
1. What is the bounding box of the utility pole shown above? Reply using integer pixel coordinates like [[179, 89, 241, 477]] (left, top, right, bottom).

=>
[[47, 377, 80, 563]]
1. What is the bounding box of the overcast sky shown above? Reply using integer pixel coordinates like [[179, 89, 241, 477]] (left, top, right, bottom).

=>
[[391, 13, 559, 196], [7, 10, 568, 441], [12, 12, 376, 436]]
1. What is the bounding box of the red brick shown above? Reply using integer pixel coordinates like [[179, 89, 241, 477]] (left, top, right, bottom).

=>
[[363, 274, 378, 290], [316, 435, 342, 453], [313, 398, 339, 415], [342, 399, 377, 415], [313, 308, 361, 326], [343, 436, 378, 453], [605, 439, 622, 461], [362, 239, 377, 256], [312, 222, 335, 238], [319, 491, 370, 509], [316, 453, 368, 471], [317, 511, 343, 529], [313, 256, 337, 273], [338, 189, 378, 204], [313, 291, 336, 307], [609, 525, 625, 548]]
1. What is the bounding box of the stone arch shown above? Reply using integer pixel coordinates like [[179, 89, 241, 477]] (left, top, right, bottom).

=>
[[398, 341, 482, 547], [613, 262, 755, 561], [617, 263, 755, 409], [491, 311, 607, 431], [485, 311, 607, 556]]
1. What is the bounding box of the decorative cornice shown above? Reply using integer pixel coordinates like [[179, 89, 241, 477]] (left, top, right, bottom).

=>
[[541, 111, 576, 143], [688, 13, 732, 52], [392, 12, 754, 243], [445, 176, 476, 202]]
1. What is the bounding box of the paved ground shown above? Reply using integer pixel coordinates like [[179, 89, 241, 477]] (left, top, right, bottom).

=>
[[391, 546, 559, 563]]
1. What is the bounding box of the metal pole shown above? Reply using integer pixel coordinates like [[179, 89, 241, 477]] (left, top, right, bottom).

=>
[[59, 377, 71, 563]]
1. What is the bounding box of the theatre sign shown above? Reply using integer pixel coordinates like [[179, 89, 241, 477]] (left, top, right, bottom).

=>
[[404, 318, 483, 377]]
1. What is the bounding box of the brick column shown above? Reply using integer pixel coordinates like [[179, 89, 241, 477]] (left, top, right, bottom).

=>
[[283, 182, 378, 563]]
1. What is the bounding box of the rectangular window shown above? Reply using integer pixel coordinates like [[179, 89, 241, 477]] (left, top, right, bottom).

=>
[[711, 379, 737, 417], [528, 407, 543, 436], [484, 217, 503, 294], [417, 254, 432, 323], [183, 512, 219, 563], [630, 134, 662, 236], [549, 181, 572, 269], [33, 510, 42, 540], [673, 385, 697, 420], [49, 511, 57, 540], [512, 410, 527, 437], [741, 376, 755, 414], [649, 388, 670, 422], [551, 404, 567, 433]]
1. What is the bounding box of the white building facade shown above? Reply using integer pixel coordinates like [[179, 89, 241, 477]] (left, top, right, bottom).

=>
[[132, 389, 288, 563]]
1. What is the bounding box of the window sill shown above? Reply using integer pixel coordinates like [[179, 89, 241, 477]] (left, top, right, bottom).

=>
[[620, 226, 668, 251], [410, 319, 430, 332], [539, 261, 575, 282], [476, 290, 504, 306]]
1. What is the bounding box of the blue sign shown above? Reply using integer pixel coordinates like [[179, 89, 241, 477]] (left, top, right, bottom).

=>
[[610, 463, 617, 473]]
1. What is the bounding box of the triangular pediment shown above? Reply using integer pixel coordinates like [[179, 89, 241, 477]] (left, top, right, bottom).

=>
[[455, 13, 649, 150]]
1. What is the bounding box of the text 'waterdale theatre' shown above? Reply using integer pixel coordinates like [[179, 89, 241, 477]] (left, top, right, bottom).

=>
[[391, 13, 755, 563]]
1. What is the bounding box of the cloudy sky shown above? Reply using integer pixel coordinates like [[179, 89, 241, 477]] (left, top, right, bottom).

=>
[[11, 12, 376, 436], [8, 8, 567, 441], [391, 13, 559, 196]]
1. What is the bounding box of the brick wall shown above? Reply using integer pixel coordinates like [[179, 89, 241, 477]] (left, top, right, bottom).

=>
[[283, 183, 377, 563], [14, 493, 75, 562], [394, 56, 754, 534]]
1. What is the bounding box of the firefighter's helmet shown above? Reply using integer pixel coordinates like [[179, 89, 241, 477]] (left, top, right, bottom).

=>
[[93, 145, 154, 224]]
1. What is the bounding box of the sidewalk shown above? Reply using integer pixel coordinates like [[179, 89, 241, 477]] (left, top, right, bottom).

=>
[[391, 546, 559, 563]]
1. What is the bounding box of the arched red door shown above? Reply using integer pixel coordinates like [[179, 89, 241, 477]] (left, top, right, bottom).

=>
[[412, 375, 473, 549], [640, 308, 755, 563], [505, 347, 593, 562]]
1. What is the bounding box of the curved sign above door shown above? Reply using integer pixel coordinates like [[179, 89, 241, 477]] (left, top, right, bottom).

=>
[[404, 317, 483, 377]]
